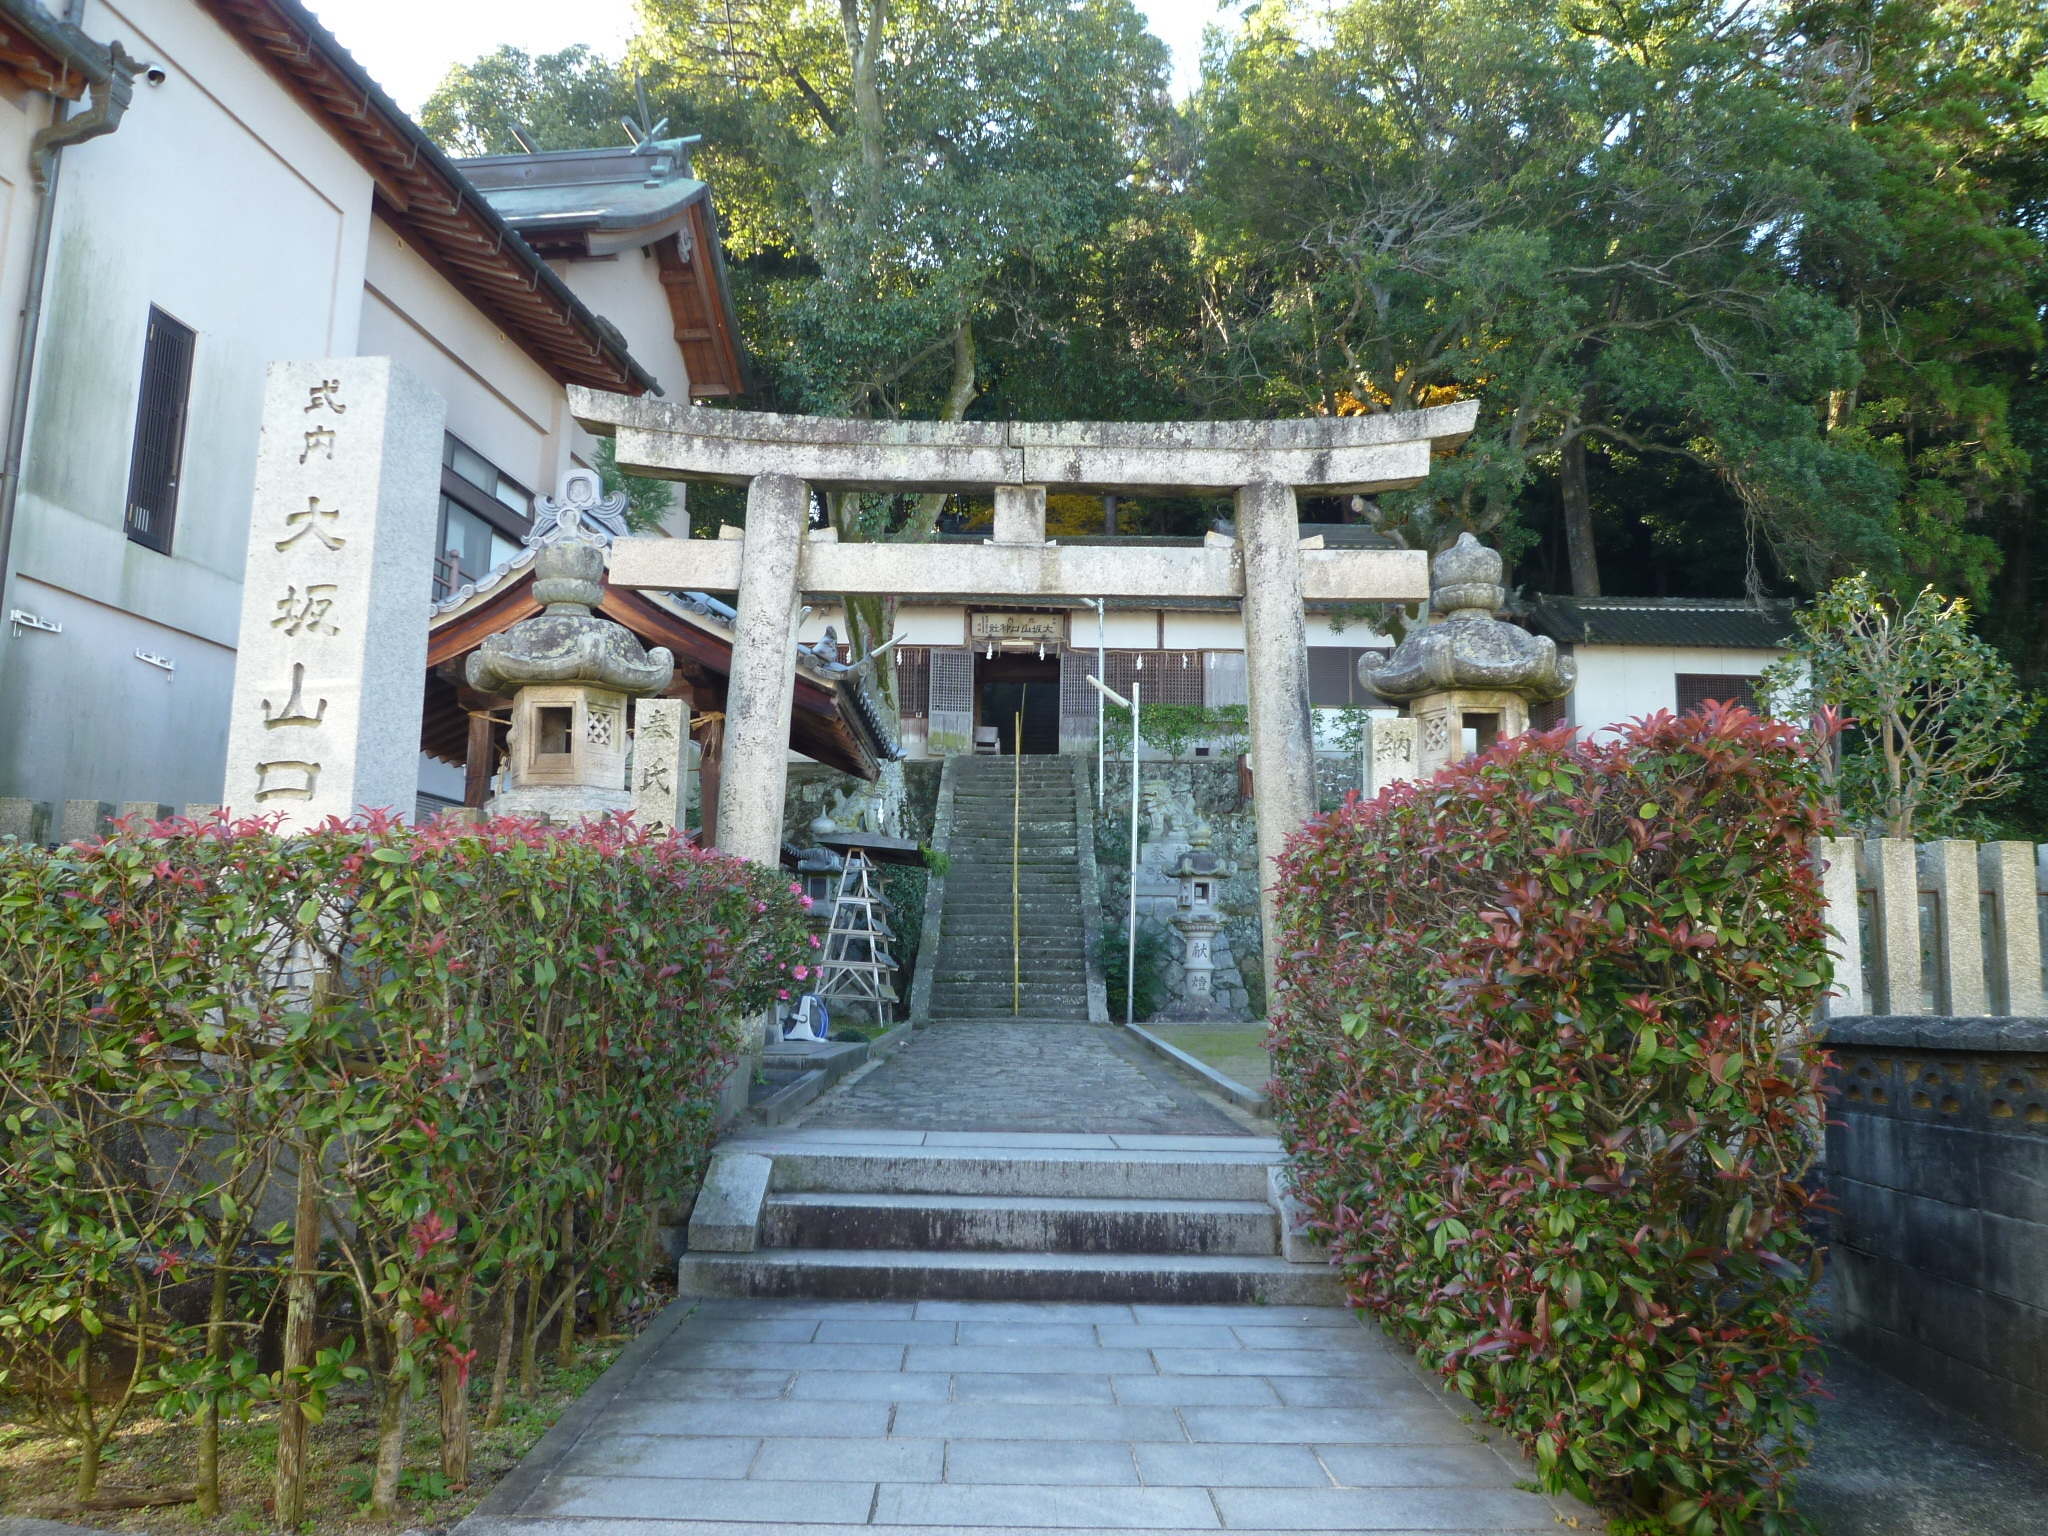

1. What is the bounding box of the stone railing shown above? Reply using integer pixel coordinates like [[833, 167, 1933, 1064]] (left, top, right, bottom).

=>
[[1815, 838, 2047, 1019]]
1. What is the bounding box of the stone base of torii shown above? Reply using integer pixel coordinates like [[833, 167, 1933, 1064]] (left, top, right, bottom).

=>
[[573, 389, 1478, 1008]]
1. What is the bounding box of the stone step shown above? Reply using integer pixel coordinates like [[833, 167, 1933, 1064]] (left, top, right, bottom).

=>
[[761, 1143, 1278, 1200], [929, 997, 1091, 1011], [761, 1192, 1280, 1256], [934, 971, 1090, 986], [679, 1248, 1343, 1304]]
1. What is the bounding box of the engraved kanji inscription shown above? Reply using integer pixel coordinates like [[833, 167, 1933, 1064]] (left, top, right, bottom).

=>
[[276, 496, 344, 552], [300, 426, 336, 463], [262, 662, 328, 728], [271, 583, 339, 637], [254, 759, 320, 801], [304, 379, 347, 415]]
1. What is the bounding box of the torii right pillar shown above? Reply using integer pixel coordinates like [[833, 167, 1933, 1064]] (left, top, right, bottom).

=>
[[1236, 481, 1316, 1002]]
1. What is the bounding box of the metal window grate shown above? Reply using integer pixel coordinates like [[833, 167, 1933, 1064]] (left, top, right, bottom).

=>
[[927, 646, 974, 755], [124, 307, 196, 554], [1675, 673, 1759, 715], [895, 647, 931, 717]]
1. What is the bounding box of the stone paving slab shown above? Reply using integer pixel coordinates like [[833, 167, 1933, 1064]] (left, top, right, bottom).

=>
[[800, 1024, 1251, 1135], [458, 1297, 1589, 1536]]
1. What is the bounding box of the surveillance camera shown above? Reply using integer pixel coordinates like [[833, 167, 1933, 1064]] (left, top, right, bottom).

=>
[[145, 67, 166, 85]]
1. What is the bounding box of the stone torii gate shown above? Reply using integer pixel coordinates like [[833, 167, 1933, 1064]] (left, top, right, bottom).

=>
[[570, 387, 1477, 974]]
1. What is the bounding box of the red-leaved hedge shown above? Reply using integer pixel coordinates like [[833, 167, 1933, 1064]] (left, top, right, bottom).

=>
[[1272, 707, 1833, 1536], [0, 812, 810, 1517]]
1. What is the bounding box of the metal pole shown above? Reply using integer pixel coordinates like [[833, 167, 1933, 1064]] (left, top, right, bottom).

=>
[[1127, 675, 1140, 1028], [1093, 599, 1106, 805], [1013, 690, 1023, 1018]]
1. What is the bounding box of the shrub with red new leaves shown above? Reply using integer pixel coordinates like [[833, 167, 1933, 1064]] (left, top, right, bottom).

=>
[[1271, 707, 1833, 1536], [0, 811, 809, 1515]]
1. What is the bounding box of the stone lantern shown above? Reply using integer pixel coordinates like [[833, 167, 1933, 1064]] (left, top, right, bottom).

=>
[[1167, 821, 1237, 1014], [1359, 533, 1574, 783], [466, 474, 675, 819]]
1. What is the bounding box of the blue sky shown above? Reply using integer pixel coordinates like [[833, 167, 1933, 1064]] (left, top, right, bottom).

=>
[[311, 0, 1219, 117]]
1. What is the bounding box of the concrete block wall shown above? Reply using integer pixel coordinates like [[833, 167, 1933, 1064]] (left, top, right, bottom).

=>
[[0, 798, 198, 845], [1824, 1017, 2048, 1452]]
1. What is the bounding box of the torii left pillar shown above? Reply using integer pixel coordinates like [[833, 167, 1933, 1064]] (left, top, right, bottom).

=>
[[715, 472, 808, 866]]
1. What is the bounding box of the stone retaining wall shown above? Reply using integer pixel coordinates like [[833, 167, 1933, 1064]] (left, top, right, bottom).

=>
[[1823, 1015, 2048, 1452]]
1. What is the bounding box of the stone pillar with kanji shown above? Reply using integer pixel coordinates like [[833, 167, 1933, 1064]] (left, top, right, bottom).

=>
[[222, 359, 445, 828]]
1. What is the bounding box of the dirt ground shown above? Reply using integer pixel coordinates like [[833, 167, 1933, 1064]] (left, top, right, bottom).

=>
[[0, 1290, 669, 1536]]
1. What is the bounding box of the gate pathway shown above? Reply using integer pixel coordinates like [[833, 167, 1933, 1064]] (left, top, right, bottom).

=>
[[460, 1294, 1576, 1536], [803, 1022, 1249, 1136], [459, 1027, 1596, 1536]]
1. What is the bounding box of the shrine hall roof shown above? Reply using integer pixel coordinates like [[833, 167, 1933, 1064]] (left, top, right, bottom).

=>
[[1524, 596, 1798, 650]]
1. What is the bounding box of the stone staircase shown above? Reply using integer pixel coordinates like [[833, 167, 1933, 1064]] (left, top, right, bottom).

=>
[[682, 1133, 1341, 1305], [927, 755, 1093, 1022]]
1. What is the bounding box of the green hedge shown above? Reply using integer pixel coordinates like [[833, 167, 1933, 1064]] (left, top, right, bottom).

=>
[[0, 812, 808, 1517], [1272, 707, 1833, 1535]]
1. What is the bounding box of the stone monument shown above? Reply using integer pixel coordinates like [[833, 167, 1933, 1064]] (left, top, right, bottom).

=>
[[466, 471, 675, 819], [1359, 533, 1574, 782], [631, 697, 692, 834], [222, 359, 445, 829]]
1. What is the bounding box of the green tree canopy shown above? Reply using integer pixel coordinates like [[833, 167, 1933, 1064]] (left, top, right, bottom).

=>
[[1762, 573, 2043, 837]]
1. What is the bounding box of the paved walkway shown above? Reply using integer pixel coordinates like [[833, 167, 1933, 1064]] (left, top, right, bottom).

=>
[[806, 1023, 1250, 1136], [464, 1296, 1572, 1536]]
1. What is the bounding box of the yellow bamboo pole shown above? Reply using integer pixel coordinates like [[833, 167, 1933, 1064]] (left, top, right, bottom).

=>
[[1013, 690, 1023, 1017]]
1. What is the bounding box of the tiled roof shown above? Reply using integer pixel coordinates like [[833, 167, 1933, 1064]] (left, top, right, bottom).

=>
[[1525, 596, 1798, 649], [197, 0, 657, 394]]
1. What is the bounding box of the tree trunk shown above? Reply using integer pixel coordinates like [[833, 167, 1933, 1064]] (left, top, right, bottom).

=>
[[486, 1278, 517, 1429], [199, 1253, 232, 1516], [1559, 433, 1601, 597], [898, 322, 978, 542], [368, 1315, 413, 1521], [518, 1264, 541, 1399], [73, 1337, 99, 1504], [839, 0, 888, 173], [273, 1140, 323, 1529], [439, 1346, 470, 1486], [555, 1206, 577, 1368]]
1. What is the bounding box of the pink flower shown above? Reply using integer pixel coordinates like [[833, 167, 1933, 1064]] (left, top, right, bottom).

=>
[[799, 894, 815, 910], [793, 965, 810, 981], [809, 934, 821, 948], [754, 900, 768, 913], [777, 989, 790, 999]]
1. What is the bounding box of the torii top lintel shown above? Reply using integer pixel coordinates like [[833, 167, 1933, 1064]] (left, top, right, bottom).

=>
[[569, 388, 1479, 498]]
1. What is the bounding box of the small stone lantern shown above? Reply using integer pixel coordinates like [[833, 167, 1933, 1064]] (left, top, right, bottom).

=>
[[1359, 533, 1574, 781], [466, 474, 675, 819], [1168, 822, 1236, 1013]]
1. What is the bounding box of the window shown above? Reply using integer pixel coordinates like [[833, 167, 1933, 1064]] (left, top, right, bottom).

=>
[[124, 307, 196, 553], [434, 433, 532, 597], [1675, 673, 1760, 715]]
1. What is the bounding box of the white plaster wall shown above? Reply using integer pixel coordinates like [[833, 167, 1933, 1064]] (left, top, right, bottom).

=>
[[359, 221, 567, 499], [884, 605, 966, 646], [551, 248, 690, 403], [1568, 645, 1785, 736], [0, 74, 45, 511], [2, 575, 236, 806], [0, 0, 376, 804], [1161, 610, 1241, 649], [1309, 612, 1393, 645]]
